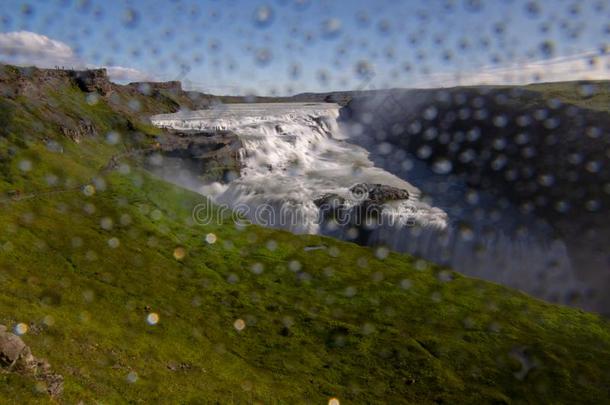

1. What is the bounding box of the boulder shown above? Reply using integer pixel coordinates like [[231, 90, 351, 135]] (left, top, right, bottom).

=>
[[314, 183, 410, 211], [0, 326, 32, 370], [314, 183, 412, 227], [350, 183, 410, 205], [0, 324, 64, 397]]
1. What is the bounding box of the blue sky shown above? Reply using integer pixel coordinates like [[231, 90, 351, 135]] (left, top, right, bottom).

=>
[[1, 0, 609, 95]]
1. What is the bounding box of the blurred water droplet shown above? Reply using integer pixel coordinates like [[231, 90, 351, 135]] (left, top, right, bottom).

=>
[[255, 48, 272, 66], [252, 5, 274, 28], [539, 40, 555, 58], [525, 1, 541, 17], [14, 323, 28, 335], [233, 318, 246, 331], [122, 8, 139, 28], [322, 18, 342, 39], [355, 60, 374, 79], [127, 371, 138, 383], [173, 247, 186, 260], [18, 159, 32, 172], [146, 313, 159, 325], [432, 159, 452, 174]]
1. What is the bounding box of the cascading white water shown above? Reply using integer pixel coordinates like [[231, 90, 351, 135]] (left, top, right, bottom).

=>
[[151, 103, 447, 234]]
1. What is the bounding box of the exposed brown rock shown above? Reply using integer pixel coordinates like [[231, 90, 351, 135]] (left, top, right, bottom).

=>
[[0, 64, 111, 98], [0, 326, 29, 369], [350, 183, 410, 204], [71, 69, 111, 95], [0, 324, 64, 398], [128, 80, 182, 95], [314, 183, 410, 209], [153, 129, 243, 182], [60, 119, 98, 143]]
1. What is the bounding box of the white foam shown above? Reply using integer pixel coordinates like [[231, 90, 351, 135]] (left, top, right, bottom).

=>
[[152, 103, 447, 233]]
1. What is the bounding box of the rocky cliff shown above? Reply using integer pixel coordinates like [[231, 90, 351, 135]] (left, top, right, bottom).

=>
[[0, 64, 111, 98]]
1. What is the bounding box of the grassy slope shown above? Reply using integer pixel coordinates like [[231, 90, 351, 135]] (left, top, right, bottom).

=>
[[526, 80, 610, 113], [0, 75, 609, 404]]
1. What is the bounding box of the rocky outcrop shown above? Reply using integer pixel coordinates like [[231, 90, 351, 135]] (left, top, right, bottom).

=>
[[70, 69, 111, 95], [313, 183, 418, 245], [351, 183, 410, 205], [128, 80, 182, 95], [315, 183, 411, 223], [0, 64, 111, 98], [151, 129, 243, 182], [0, 325, 63, 398], [60, 119, 98, 143], [315, 183, 410, 209]]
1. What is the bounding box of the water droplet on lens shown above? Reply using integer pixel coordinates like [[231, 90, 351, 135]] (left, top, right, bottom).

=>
[[123, 8, 139, 28], [252, 5, 274, 28], [147, 313, 159, 325], [233, 318, 246, 331], [525, 1, 541, 17], [322, 18, 342, 39], [539, 40, 555, 58], [355, 60, 373, 79], [355, 10, 369, 27], [432, 159, 452, 174], [255, 48, 272, 66], [127, 371, 138, 383], [14, 323, 28, 335], [18, 159, 32, 172], [173, 247, 186, 260]]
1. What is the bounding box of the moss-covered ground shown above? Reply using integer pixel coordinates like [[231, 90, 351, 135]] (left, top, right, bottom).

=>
[[0, 68, 609, 403]]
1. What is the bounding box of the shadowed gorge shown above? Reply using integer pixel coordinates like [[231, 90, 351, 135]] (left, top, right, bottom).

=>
[[339, 84, 610, 313]]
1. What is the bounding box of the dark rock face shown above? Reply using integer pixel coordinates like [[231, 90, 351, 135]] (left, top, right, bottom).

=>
[[352, 183, 410, 204], [152, 130, 243, 182], [339, 86, 610, 314], [71, 69, 111, 95], [313, 193, 345, 209], [0, 65, 111, 98], [341, 87, 610, 223], [0, 324, 63, 398], [315, 183, 410, 208], [127, 80, 182, 94], [315, 183, 412, 240]]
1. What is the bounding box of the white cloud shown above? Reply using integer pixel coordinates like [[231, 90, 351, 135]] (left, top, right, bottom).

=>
[[0, 31, 153, 83], [0, 30, 83, 68], [412, 51, 610, 88]]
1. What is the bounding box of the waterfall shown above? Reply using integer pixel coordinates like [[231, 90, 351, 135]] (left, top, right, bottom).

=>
[[152, 103, 447, 234]]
